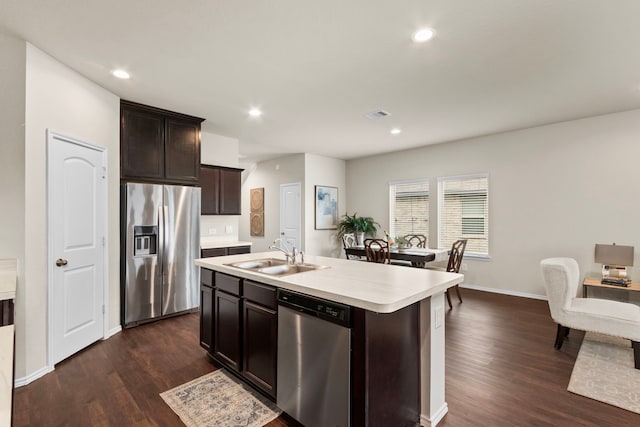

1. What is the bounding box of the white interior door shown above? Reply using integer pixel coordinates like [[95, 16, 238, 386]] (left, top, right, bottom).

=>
[[49, 131, 106, 365], [280, 183, 301, 250]]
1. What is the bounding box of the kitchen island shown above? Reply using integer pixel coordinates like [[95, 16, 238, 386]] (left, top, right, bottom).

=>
[[196, 251, 463, 427]]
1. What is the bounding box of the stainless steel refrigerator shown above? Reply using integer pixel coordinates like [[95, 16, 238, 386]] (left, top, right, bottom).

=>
[[121, 183, 200, 327]]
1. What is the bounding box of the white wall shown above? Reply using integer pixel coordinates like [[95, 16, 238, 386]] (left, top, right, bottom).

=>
[[200, 131, 241, 243], [0, 33, 26, 376], [239, 155, 305, 252], [22, 44, 120, 378], [304, 154, 346, 257], [347, 109, 640, 297]]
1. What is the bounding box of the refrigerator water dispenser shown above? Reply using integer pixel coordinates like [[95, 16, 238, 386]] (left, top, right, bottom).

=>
[[133, 225, 158, 256]]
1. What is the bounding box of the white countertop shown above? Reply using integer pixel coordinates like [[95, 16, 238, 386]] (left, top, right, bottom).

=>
[[196, 251, 463, 313], [200, 240, 253, 250], [0, 325, 14, 427], [0, 259, 17, 301]]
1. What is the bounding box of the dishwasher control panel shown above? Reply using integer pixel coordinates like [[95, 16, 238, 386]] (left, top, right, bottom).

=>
[[277, 289, 352, 327]]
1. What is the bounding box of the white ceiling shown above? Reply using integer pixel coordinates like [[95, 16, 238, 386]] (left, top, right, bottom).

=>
[[2, 0, 640, 163]]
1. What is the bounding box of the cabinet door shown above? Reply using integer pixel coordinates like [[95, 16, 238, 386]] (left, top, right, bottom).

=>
[[121, 107, 165, 180], [165, 118, 201, 184], [214, 290, 242, 371], [200, 285, 213, 351], [200, 166, 220, 215], [243, 301, 277, 397], [219, 169, 242, 215]]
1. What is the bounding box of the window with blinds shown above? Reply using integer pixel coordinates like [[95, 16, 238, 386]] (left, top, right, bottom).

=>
[[438, 174, 489, 257], [389, 180, 429, 241]]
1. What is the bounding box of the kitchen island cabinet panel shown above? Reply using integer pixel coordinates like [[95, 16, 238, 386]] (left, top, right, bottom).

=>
[[214, 289, 242, 371], [243, 301, 277, 397], [199, 284, 213, 351], [351, 304, 420, 427]]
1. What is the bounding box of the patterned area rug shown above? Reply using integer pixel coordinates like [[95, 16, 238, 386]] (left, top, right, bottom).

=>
[[160, 369, 281, 427], [568, 332, 640, 414]]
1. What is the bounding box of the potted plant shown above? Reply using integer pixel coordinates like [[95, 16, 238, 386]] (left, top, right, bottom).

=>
[[394, 235, 410, 250], [336, 212, 380, 246]]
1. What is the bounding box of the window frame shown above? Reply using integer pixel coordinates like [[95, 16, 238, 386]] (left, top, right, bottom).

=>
[[388, 178, 430, 242], [437, 173, 490, 260]]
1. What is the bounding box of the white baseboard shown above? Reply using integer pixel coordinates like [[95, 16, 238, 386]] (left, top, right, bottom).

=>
[[105, 325, 122, 339], [14, 365, 54, 388], [460, 283, 547, 301], [420, 402, 448, 426]]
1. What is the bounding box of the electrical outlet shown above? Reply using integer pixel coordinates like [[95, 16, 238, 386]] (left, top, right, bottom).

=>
[[435, 306, 443, 329], [461, 263, 468, 272], [225, 225, 233, 234], [208, 228, 217, 235]]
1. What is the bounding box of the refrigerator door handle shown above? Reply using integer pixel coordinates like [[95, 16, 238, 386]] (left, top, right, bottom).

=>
[[158, 205, 165, 272], [163, 205, 170, 277]]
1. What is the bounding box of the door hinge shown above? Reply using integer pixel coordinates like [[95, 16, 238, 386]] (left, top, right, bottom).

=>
[[102, 166, 106, 179], [102, 305, 105, 314], [102, 237, 106, 247]]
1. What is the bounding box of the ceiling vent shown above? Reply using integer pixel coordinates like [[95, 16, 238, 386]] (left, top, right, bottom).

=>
[[365, 110, 391, 120]]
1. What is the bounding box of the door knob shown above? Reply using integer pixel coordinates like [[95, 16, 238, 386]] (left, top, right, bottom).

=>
[[55, 258, 68, 267]]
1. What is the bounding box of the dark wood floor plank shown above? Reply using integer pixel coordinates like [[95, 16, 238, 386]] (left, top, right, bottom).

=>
[[13, 289, 640, 426]]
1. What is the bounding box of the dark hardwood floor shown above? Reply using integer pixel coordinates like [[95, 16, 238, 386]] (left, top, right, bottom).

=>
[[13, 289, 640, 426]]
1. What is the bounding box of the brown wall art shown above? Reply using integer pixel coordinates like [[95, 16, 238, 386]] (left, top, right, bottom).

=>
[[250, 188, 264, 236]]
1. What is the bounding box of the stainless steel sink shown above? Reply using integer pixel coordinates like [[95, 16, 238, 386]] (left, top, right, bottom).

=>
[[224, 258, 329, 276], [257, 264, 329, 276], [226, 258, 288, 270]]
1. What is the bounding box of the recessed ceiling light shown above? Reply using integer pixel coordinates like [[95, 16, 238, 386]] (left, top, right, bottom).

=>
[[412, 28, 435, 43], [112, 69, 130, 79], [248, 108, 262, 117], [390, 128, 402, 135]]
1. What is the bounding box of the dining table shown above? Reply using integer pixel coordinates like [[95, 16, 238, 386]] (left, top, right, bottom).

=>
[[345, 246, 449, 268]]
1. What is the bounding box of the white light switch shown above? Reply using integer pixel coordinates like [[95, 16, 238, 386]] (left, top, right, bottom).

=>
[[435, 306, 443, 329], [225, 225, 233, 234]]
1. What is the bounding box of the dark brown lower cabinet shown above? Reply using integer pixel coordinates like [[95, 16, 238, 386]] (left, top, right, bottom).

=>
[[199, 268, 214, 350], [351, 303, 421, 427], [199, 284, 213, 351], [214, 289, 242, 371], [243, 301, 277, 396], [201, 245, 251, 258]]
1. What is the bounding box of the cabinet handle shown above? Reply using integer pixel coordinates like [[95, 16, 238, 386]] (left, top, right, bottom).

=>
[[55, 259, 68, 267]]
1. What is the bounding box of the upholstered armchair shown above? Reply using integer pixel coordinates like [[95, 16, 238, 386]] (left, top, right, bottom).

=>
[[540, 257, 640, 369]]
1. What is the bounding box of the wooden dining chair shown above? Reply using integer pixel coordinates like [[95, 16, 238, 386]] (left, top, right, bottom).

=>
[[444, 239, 467, 309], [364, 238, 391, 264], [404, 234, 427, 248], [342, 233, 360, 260]]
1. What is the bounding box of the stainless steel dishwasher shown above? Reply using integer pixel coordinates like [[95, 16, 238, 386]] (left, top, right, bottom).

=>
[[277, 289, 352, 427]]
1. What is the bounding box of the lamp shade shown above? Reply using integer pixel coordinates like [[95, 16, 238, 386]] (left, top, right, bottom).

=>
[[594, 244, 634, 266]]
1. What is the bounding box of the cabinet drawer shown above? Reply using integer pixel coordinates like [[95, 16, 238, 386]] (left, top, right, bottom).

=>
[[202, 248, 227, 258], [201, 268, 213, 287], [216, 273, 241, 296], [228, 246, 251, 255], [243, 280, 276, 309]]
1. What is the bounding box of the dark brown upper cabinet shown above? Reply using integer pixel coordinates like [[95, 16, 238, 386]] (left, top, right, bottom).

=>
[[201, 165, 243, 215], [121, 100, 204, 185]]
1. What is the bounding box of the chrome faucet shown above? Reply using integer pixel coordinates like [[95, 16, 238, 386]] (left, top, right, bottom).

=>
[[269, 239, 297, 264]]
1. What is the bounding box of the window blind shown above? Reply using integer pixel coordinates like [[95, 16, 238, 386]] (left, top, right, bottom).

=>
[[389, 180, 429, 241], [438, 174, 488, 256]]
